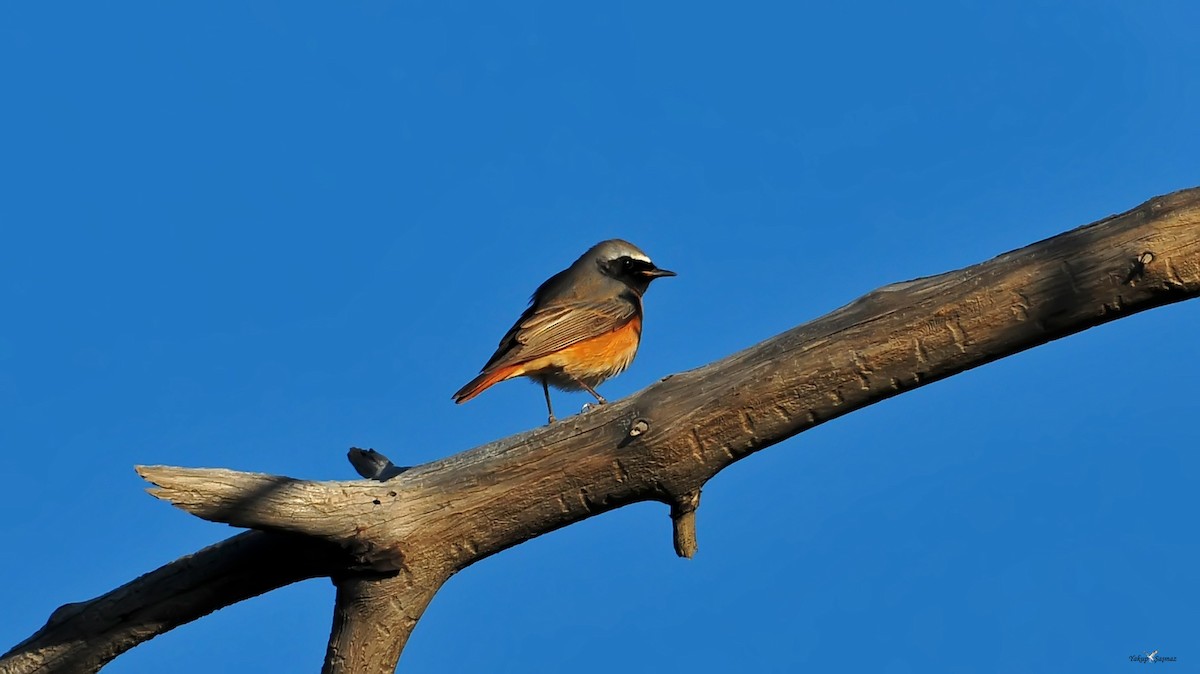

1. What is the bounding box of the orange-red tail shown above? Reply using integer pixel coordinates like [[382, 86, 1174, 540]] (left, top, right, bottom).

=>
[[453, 365, 518, 404]]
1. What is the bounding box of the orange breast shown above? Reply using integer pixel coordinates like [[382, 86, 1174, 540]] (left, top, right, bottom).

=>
[[515, 317, 643, 388]]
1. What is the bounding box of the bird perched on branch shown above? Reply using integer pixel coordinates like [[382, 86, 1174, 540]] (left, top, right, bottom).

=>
[[453, 239, 675, 424]]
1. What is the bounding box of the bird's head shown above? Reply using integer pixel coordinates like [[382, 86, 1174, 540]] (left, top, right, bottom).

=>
[[590, 239, 676, 294]]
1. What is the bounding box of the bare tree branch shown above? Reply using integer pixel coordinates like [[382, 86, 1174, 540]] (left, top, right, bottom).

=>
[[321, 574, 440, 674], [4, 188, 1199, 673], [0, 532, 348, 674]]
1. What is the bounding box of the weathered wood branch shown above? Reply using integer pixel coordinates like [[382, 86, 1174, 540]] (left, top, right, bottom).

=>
[[0, 532, 350, 674], [4, 188, 1199, 674], [321, 573, 437, 674]]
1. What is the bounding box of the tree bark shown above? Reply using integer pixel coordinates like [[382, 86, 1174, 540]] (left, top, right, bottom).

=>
[[4, 188, 1199, 673], [0, 532, 349, 674], [321, 574, 439, 674]]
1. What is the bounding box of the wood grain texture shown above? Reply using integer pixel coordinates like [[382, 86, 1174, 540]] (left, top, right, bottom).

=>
[[0, 532, 349, 674], [4, 188, 1198, 674]]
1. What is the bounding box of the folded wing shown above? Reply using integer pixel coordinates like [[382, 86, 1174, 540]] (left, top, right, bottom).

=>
[[484, 294, 640, 371]]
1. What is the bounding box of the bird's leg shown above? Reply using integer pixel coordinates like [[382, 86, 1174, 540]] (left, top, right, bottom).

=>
[[567, 376, 607, 406], [542, 379, 556, 424]]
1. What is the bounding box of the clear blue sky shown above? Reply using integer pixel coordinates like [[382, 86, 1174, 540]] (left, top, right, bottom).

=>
[[2, 2, 1197, 672]]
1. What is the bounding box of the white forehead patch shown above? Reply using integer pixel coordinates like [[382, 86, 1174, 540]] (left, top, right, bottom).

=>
[[593, 239, 652, 263]]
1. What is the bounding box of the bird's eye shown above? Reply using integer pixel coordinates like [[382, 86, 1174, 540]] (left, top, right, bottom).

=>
[[622, 258, 633, 269]]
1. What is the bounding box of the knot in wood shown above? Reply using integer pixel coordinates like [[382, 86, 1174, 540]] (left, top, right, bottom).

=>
[[1123, 251, 1156, 285], [628, 419, 650, 437]]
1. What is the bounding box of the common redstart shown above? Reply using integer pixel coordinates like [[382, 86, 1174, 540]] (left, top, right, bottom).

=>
[[453, 239, 675, 423]]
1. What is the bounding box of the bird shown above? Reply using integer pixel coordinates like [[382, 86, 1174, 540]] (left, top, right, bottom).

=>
[[453, 239, 675, 424]]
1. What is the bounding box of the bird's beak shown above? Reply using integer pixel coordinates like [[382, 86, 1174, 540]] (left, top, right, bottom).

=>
[[642, 266, 676, 278]]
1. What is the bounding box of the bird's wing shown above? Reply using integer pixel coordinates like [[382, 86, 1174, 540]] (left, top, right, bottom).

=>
[[483, 294, 639, 370]]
